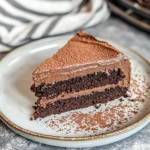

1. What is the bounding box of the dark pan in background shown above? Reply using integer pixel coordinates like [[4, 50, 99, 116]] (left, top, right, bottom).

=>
[[107, 0, 150, 33]]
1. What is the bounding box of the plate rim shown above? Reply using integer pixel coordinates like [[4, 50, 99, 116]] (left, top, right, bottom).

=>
[[0, 36, 150, 141]]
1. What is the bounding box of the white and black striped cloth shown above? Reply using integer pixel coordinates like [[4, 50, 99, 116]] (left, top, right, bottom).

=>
[[0, 0, 110, 52]]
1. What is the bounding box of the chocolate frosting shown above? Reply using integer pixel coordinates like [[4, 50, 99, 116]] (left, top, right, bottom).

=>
[[32, 30, 130, 86], [34, 30, 121, 73]]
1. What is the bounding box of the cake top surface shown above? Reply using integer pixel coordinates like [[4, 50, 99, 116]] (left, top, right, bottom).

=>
[[34, 30, 121, 73]]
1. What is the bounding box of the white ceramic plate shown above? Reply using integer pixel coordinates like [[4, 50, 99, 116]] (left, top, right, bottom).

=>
[[0, 36, 150, 148]]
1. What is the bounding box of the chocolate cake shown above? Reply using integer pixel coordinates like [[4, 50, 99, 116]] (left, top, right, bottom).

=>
[[31, 30, 131, 120]]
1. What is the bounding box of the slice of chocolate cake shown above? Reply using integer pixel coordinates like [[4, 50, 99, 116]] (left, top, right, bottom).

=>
[[31, 30, 131, 120]]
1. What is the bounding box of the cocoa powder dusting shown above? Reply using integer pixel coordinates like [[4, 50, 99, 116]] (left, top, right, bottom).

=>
[[43, 67, 150, 135], [35, 30, 120, 72], [46, 103, 139, 133]]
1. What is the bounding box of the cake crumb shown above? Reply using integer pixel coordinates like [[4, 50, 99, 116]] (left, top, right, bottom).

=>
[[94, 104, 101, 109]]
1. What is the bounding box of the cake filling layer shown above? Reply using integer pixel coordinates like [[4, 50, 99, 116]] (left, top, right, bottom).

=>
[[32, 86, 128, 120], [31, 68, 125, 99], [37, 82, 127, 107]]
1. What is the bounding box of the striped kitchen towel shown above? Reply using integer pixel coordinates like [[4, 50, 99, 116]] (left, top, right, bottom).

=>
[[0, 0, 110, 52]]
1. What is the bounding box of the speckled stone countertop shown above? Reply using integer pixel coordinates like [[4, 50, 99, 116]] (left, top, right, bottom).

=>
[[0, 16, 150, 150]]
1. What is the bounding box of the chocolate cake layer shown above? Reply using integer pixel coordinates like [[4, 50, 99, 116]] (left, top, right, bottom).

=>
[[37, 83, 127, 108], [31, 68, 125, 99], [32, 86, 127, 120]]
